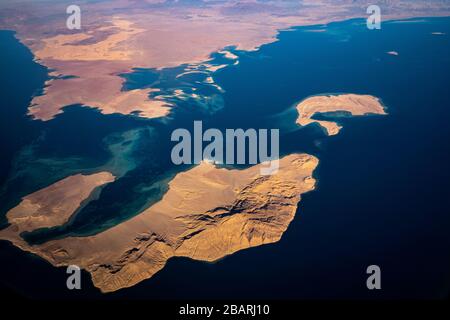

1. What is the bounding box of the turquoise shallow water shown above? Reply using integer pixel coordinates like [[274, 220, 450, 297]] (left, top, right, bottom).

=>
[[0, 17, 449, 299]]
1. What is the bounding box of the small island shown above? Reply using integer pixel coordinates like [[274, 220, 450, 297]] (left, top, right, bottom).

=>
[[295, 94, 386, 135], [387, 51, 399, 56]]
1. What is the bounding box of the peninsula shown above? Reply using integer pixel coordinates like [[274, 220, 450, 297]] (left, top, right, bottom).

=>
[[0, 0, 446, 121], [1, 172, 115, 235]]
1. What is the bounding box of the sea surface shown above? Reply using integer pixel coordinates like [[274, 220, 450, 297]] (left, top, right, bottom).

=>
[[0, 17, 449, 299]]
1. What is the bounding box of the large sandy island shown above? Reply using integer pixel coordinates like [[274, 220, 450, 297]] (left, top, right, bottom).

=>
[[0, 154, 318, 293], [296, 94, 386, 135]]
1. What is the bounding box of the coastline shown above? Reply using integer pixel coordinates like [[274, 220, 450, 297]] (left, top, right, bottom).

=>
[[0, 14, 448, 300]]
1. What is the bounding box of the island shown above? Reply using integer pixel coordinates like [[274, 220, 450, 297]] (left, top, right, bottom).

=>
[[0, 0, 444, 121], [295, 94, 386, 136], [0, 0, 444, 296], [0, 154, 318, 293]]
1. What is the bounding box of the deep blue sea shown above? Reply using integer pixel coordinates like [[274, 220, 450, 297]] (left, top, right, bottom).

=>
[[0, 17, 449, 299]]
